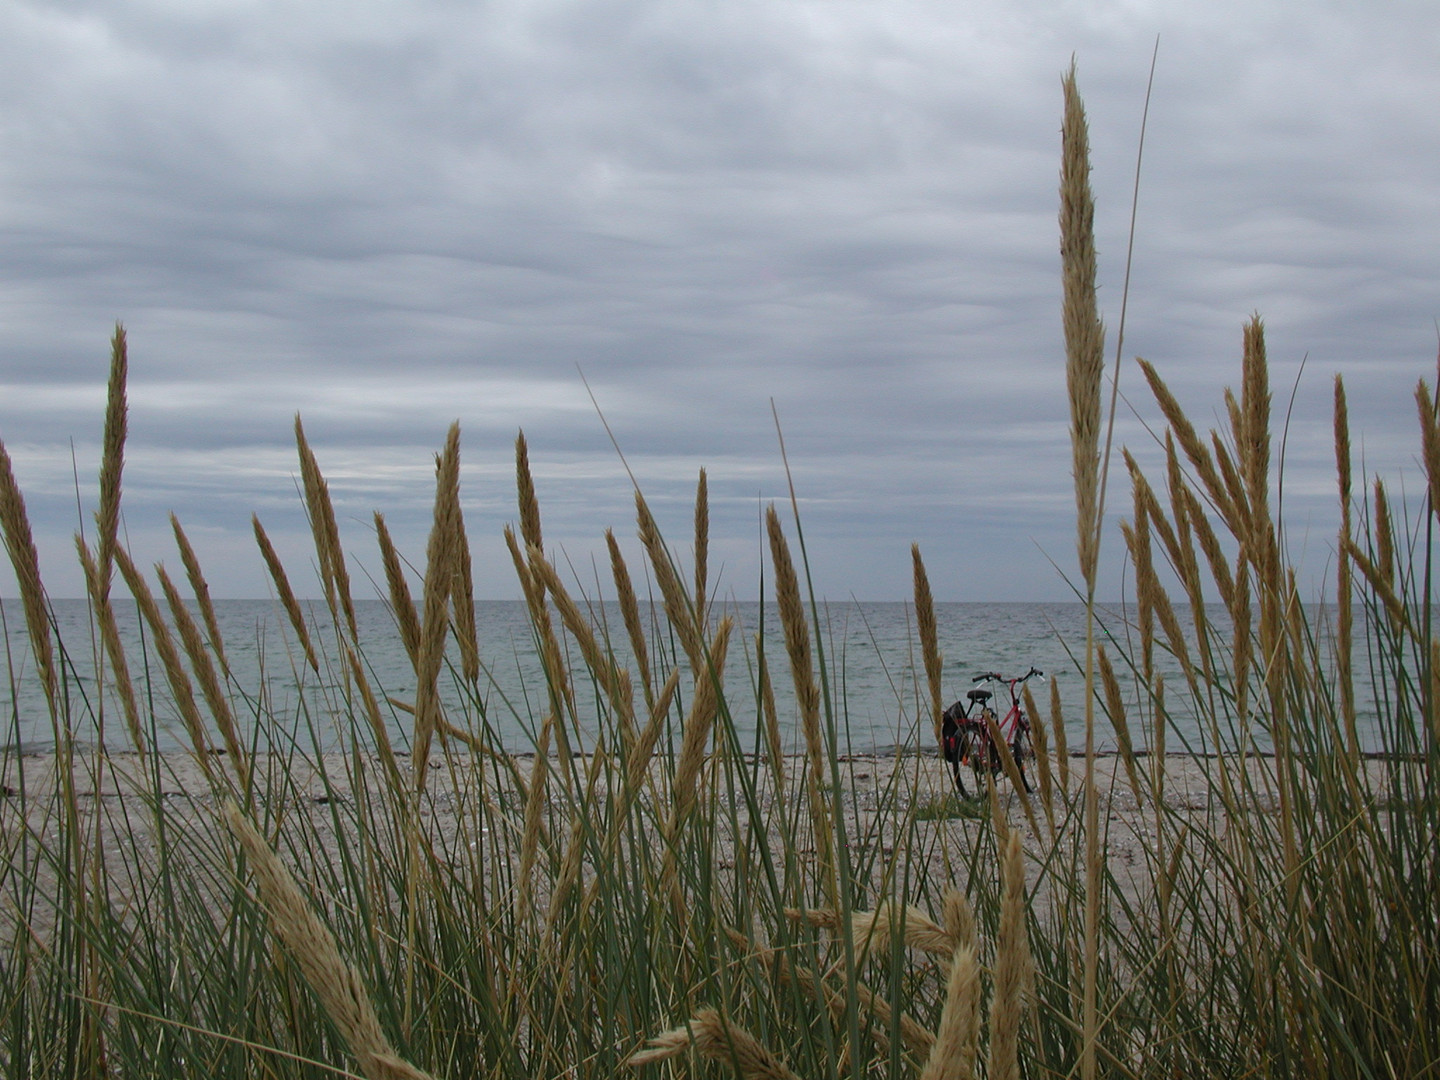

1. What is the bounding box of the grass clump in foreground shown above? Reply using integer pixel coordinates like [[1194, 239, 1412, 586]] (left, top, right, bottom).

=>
[[1, 70, 1437, 1080]]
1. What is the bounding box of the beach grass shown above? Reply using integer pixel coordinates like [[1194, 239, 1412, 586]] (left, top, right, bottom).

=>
[[1, 74, 1438, 1080]]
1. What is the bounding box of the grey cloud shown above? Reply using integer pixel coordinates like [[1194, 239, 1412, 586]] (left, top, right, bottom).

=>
[[1, 0, 1437, 601]]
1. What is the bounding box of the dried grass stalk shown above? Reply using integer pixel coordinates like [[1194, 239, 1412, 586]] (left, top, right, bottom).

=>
[[1178, 481, 1235, 613], [913, 544, 944, 751], [346, 646, 402, 790], [1231, 556, 1253, 728], [96, 323, 128, 590], [76, 535, 142, 753], [629, 1008, 799, 1080], [1061, 61, 1106, 591], [223, 803, 438, 1080], [517, 715, 554, 917], [578, 667, 682, 919], [1241, 315, 1272, 530], [1418, 372, 1440, 639], [170, 514, 230, 677], [1334, 376, 1356, 749], [158, 563, 248, 791], [693, 467, 709, 619], [0, 439, 57, 717], [1096, 608, 1140, 799], [636, 491, 703, 672], [450, 490, 479, 686], [1124, 449, 1181, 578], [757, 642, 787, 808], [375, 513, 421, 668], [529, 552, 618, 705], [293, 414, 357, 641], [669, 617, 735, 826], [608, 529, 654, 709], [505, 526, 575, 772], [1344, 539, 1412, 637], [547, 747, 609, 931], [942, 887, 976, 953], [1211, 431, 1254, 547], [1025, 684, 1056, 836], [1138, 359, 1236, 529], [1062, 70, 1104, 1079], [662, 619, 735, 919], [251, 515, 319, 674], [986, 830, 1032, 1080], [920, 942, 981, 1080], [411, 425, 462, 788], [821, 900, 954, 964], [766, 504, 833, 900], [622, 667, 681, 803], [515, 430, 543, 554], [113, 547, 216, 787], [1373, 478, 1396, 597], [1049, 677, 1069, 794]]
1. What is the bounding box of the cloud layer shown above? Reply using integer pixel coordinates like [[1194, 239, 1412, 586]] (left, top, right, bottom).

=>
[[1, 0, 1437, 601]]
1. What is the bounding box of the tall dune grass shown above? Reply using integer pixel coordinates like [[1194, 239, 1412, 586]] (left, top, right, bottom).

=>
[[1, 74, 1437, 1079]]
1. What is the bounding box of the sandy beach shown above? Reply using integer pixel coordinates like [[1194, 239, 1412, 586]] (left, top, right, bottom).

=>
[[1, 745, 1277, 921]]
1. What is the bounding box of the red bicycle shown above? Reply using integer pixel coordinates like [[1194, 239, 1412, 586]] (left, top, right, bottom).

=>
[[941, 668, 1043, 798]]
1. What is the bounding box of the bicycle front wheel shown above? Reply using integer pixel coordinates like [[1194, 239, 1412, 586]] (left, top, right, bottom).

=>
[[1011, 720, 1036, 794]]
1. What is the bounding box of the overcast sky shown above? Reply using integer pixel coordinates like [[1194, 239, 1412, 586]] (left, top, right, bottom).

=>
[[1, 0, 1437, 604]]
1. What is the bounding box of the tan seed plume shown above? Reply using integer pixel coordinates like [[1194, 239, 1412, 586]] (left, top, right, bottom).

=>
[[375, 512, 421, 668], [158, 563, 249, 792], [766, 503, 833, 902], [171, 514, 229, 677], [757, 642, 787, 809], [1241, 315, 1272, 526], [293, 414, 357, 641], [505, 525, 576, 773], [76, 535, 142, 754], [96, 323, 128, 592], [913, 544, 944, 751], [346, 646, 403, 791], [607, 529, 654, 709], [1138, 358, 1237, 531], [669, 617, 735, 826], [517, 714, 554, 917], [113, 547, 216, 788], [1419, 376, 1440, 534], [223, 803, 438, 1080], [942, 887, 976, 953], [693, 467, 709, 621], [1048, 676, 1069, 794], [529, 551, 618, 706], [412, 423, 461, 790], [515, 429, 543, 554], [986, 830, 1032, 1080], [1334, 376, 1356, 749], [450, 489, 479, 686], [1024, 684, 1056, 836], [1098, 649, 1143, 809], [920, 942, 981, 1080], [629, 1008, 800, 1080], [0, 439, 56, 717], [661, 618, 734, 919], [1061, 60, 1106, 591], [636, 490, 703, 672], [252, 515, 319, 674]]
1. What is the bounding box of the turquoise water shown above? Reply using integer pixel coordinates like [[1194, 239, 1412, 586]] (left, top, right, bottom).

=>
[[0, 597, 1388, 756]]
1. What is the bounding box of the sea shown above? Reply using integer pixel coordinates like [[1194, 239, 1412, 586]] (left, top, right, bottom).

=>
[[0, 598, 1392, 758]]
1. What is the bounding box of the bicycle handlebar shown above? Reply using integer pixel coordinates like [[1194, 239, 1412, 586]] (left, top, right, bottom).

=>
[[971, 667, 1044, 685]]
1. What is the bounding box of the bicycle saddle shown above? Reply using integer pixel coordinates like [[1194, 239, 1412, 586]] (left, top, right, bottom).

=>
[[967, 689, 992, 704]]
